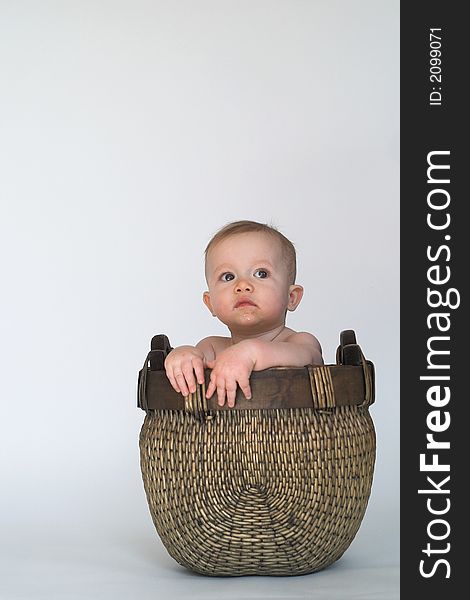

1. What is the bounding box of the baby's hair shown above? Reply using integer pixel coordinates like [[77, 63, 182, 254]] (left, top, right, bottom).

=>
[[204, 220, 297, 284]]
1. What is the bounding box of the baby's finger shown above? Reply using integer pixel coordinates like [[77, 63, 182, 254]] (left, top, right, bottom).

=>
[[193, 358, 205, 386], [182, 364, 197, 394], [217, 384, 226, 407], [205, 377, 216, 399], [174, 371, 189, 397], [239, 379, 252, 400], [226, 386, 237, 408]]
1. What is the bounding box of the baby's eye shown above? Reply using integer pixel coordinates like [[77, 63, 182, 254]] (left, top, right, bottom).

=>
[[254, 269, 268, 279], [221, 272, 235, 282]]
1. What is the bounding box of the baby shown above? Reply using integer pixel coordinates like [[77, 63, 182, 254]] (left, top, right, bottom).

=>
[[165, 220, 323, 407]]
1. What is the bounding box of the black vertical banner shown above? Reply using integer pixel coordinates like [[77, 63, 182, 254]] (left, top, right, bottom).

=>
[[401, 2, 465, 598]]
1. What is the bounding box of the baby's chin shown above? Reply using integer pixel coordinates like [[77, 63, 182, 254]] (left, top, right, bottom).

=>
[[231, 309, 261, 322], [224, 312, 279, 332], [219, 312, 256, 328]]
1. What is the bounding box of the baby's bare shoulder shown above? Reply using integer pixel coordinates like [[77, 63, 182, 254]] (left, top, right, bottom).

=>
[[284, 330, 323, 365], [284, 330, 322, 351]]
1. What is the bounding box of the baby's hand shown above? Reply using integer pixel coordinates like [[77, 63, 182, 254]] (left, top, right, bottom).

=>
[[205, 341, 255, 408], [164, 346, 206, 397]]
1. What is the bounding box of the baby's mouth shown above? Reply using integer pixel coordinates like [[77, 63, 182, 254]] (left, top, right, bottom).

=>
[[234, 299, 257, 309]]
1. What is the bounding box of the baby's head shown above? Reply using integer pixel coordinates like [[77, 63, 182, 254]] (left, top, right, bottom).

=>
[[203, 221, 304, 335], [205, 221, 297, 285]]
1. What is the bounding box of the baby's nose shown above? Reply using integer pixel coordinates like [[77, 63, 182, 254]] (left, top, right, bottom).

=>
[[235, 279, 253, 292]]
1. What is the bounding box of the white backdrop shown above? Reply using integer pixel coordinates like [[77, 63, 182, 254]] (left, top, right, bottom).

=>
[[0, 1, 399, 598]]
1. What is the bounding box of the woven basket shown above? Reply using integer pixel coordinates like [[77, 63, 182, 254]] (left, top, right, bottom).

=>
[[138, 330, 376, 576]]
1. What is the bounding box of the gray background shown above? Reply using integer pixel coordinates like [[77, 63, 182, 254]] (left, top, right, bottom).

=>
[[0, 1, 399, 598]]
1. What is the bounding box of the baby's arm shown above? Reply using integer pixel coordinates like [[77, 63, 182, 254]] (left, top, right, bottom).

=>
[[205, 332, 323, 407], [164, 338, 216, 396], [249, 332, 323, 371]]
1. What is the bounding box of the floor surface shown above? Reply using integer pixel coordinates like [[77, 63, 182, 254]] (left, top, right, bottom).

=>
[[0, 531, 399, 600]]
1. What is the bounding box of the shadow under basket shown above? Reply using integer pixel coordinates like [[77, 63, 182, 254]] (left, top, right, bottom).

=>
[[137, 330, 376, 577]]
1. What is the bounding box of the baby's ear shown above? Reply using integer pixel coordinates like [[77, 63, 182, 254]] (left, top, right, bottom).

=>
[[287, 285, 304, 312], [203, 291, 216, 316]]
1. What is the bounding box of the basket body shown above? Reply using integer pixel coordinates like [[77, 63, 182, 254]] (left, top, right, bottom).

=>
[[139, 404, 376, 576]]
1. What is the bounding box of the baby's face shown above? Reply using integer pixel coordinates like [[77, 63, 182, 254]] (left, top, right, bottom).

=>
[[203, 232, 302, 335]]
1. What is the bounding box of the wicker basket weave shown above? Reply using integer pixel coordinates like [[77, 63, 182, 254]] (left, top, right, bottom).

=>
[[138, 331, 376, 576]]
